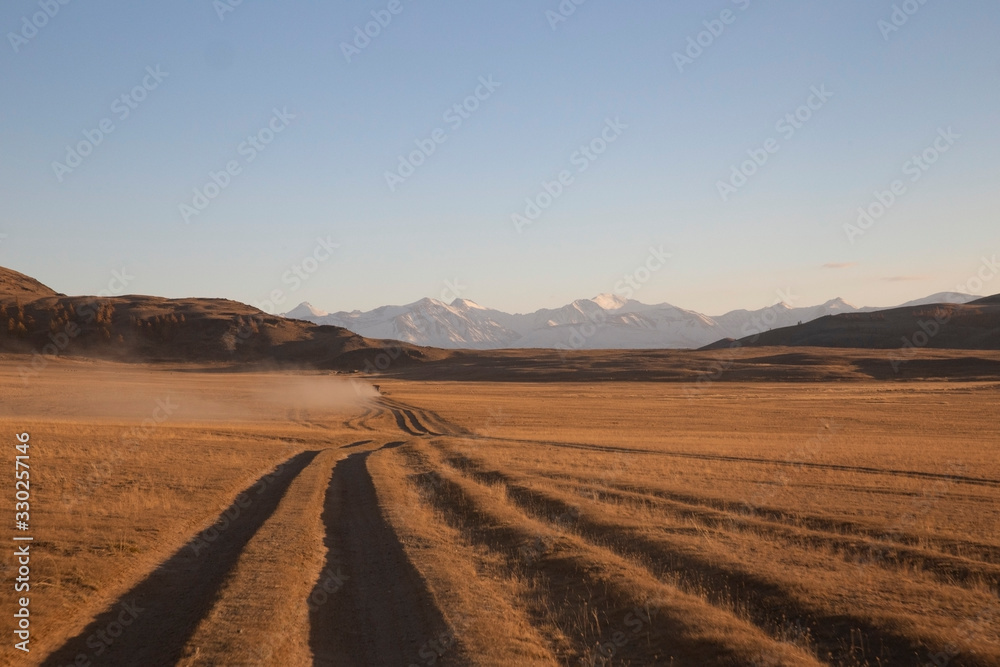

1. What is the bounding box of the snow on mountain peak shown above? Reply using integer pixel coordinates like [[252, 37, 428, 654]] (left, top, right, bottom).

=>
[[281, 292, 966, 350], [450, 298, 486, 310], [592, 293, 627, 310], [823, 297, 855, 309], [285, 302, 329, 319]]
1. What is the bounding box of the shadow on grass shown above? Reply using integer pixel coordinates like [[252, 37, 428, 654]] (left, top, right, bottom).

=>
[[42, 450, 321, 667]]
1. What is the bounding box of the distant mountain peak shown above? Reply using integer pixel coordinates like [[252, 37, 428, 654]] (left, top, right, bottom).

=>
[[278, 291, 984, 351], [285, 302, 329, 319], [450, 298, 486, 310], [415, 297, 447, 307], [897, 292, 976, 308], [592, 293, 628, 310], [0, 266, 61, 300]]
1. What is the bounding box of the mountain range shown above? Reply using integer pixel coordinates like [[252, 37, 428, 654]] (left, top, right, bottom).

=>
[[282, 292, 978, 350], [3, 265, 998, 381]]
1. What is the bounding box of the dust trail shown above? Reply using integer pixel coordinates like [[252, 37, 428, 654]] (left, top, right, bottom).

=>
[[1, 368, 380, 423]]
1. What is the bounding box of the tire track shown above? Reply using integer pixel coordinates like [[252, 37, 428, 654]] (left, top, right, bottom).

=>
[[379, 398, 465, 437], [473, 460, 1000, 585], [431, 446, 1000, 667], [379, 402, 1000, 488], [388, 407, 424, 436], [488, 437, 1000, 489], [570, 475, 1000, 567], [446, 440, 1000, 565], [341, 439, 373, 449], [606, 480, 1000, 567], [178, 450, 337, 665], [345, 404, 399, 433], [344, 407, 375, 432], [310, 442, 455, 666], [42, 451, 321, 667], [591, 481, 1000, 588], [402, 408, 438, 435], [398, 443, 820, 667]]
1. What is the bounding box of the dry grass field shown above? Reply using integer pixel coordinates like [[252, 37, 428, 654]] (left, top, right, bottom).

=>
[[2, 357, 998, 666]]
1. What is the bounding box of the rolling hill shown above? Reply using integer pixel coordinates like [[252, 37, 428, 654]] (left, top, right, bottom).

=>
[[0, 266, 438, 369], [703, 295, 1000, 351], [4, 266, 999, 382]]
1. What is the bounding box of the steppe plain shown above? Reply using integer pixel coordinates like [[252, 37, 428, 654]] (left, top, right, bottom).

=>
[[3, 356, 998, 666]]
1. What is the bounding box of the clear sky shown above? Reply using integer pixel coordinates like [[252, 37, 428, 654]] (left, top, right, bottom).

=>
[[2, 0, 998, 315]]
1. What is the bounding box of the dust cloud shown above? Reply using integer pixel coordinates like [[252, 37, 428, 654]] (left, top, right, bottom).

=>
[[1, 363, 379, 423]]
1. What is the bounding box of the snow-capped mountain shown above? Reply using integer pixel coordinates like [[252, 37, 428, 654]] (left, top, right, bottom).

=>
[[283, 293, 977, 350]]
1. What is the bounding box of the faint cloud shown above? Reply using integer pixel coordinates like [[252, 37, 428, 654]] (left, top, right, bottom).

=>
[[822, 262, 858, 269], [881, 275, 929, 282]]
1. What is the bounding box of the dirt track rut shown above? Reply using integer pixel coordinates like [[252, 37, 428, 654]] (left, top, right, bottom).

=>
[[310, 443, 453, 666], [42, 451, 320, 667]]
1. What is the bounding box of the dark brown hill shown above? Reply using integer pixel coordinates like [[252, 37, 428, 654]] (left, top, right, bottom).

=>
[[5, 267, 1000, 382], [701, 298, 1000, 351], [0, 266, 61, 301], [0, 266, 439, 369]]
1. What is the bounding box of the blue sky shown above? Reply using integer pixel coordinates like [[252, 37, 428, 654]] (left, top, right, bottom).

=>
[[1, 0, 998, 315]]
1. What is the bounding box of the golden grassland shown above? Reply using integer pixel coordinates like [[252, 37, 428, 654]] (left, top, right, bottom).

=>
[[382, 380, 1000, 665], [1, 358, 998, 665], [0, 358, 370, 665]]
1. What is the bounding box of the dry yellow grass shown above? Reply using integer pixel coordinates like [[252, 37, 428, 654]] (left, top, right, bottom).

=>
[[368, 444, 558, 665], [177, 449, 338, 666], [2, 359, 998, 665], [383, 380, 1000, 665], [0, 359, 369, 665]]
